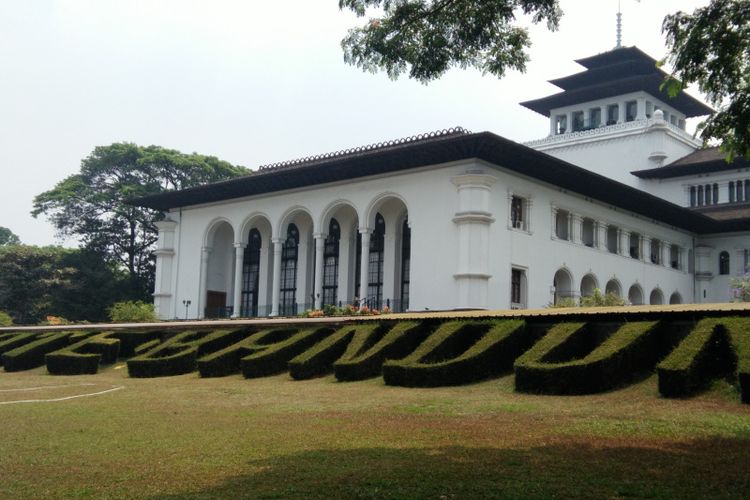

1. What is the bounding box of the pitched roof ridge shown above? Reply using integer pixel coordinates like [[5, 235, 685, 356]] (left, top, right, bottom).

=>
[[257, 126, 472, 173]]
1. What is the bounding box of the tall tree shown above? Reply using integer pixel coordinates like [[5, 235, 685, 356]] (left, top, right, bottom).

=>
[[32, 143, 248, 299], [339, 0, 561, 83], [0, 226, 20, 246], [662, 0, 750, 160]]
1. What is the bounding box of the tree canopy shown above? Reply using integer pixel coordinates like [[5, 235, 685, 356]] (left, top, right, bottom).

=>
[[662, 0, 750, 160], [339, 0, 561, 83], [0, 226, 20, 246], [32, 143, 248, 299]]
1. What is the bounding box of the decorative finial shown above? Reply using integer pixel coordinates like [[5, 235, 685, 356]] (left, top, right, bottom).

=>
[[616, 10, 622, 48]]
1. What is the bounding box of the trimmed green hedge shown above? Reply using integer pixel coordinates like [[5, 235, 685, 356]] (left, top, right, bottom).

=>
[[198, 328, 297, 378], [127, 328, 251, 378], [2, 332, 76, 372], [382, 319, 527, 387], [45, 332, 121, 375], [658, 317, 750, 403], [514, 321, 659, 395], [241, 327, 335, 379], [288, 323, 380, 380], [0, 332, 43, 363], [110, 329, 167, 358], [333, 321, 429, 381]]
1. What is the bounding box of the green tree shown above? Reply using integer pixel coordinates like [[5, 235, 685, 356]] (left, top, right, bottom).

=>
[[340, 0, 561, 83], [32, 143, 248, 300], [661, 0, 749, 160], [0, 226, 20, 246], [0, 245, 125, 324]]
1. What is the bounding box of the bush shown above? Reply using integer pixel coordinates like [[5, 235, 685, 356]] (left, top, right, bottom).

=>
[[241, 327, 335, 378], [198, 328, 298, 378], [108, 301, 157, 323], [110, 329, 167, 357], [0, 311, 12, 326], [0, 332, 42, 362], [288, 323, 378, 380], [658, 317, 750, 403], [45, 332, 121, 375], [333, 321, 428, 381], [514, 321, 659, 394], [580, 289, 626, 307], [127, 328, 250, 377], [2, 331, 76, 372], [382, 320, 527, 387]]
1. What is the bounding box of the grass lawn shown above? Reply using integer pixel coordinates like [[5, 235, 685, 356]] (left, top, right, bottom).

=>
[[0, 365, 748, 499]]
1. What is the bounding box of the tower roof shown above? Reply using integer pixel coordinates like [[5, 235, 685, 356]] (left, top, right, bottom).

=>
[[520, 47, 713, 118]]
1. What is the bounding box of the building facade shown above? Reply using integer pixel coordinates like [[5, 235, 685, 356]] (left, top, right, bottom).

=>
[[137, 47, 750, 320]]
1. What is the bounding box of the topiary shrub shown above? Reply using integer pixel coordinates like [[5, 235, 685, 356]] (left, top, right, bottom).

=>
[[198, 328, 298, 378], [108, 301, 158, 323], [382, 320, 527, 387], [288, 323, 380, 380], [45, 332, 121, 375], [658, 317, 750, 403], [0, 332, 43, 364], [2, 331, 76, 372], [0, 311, 12, 326], [110, 329, 167, 357], [241, 327, 335, 379], [514, 321, 659, 395], [127, 328, 251, 378], [333, 321, 429, 381]]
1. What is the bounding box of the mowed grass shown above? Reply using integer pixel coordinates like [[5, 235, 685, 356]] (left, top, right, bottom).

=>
[[0, 366, 749, 499]]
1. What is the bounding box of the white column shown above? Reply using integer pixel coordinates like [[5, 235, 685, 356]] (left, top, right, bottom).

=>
[[636, 97, 646, 120], [619, 230, 630, 257], [358, 229, 372, 307], [549, 117, 556, 136], [550, 205, 558, 239], [618, 101, 626, 123], [571, 214, 583, 245], [641, 236, 650, 262], [661, 241, 671, 268], [270, 238, 283, 317], [565, 111, 572, 133], [600, 105, 607, 126], [313, 233, 325, 309], [231, 243, 246, 318], [197, 246, 211, 319], [258, 241, 271, 315], [597, 222, 608, 251], [566, 212, 573, 241]]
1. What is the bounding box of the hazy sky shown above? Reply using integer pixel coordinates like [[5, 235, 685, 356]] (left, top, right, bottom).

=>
[[0, 0, 709, 246]]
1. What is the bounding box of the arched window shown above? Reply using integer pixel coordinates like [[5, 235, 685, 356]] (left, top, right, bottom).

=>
[[745, 180, 750, 201], [689, 186, 696, 207], [322, 219, 340, 306], [367, 214, 386, 309], [241, 229, 262, 317], [400, 219, 411, 312], [279, 224, 299, 316], [705, 184, 712, 205], [729, 181, 736, 202], [713, 184, 719, 204], [697, 185, 704, 206], [737, 180, 743, 202], [719, 251, 730, 275]]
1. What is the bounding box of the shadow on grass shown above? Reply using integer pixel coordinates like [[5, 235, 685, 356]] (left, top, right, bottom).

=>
[[156, 437, 750, 499]]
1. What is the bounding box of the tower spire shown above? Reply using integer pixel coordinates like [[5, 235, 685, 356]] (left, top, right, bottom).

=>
[[616, 0, 622, 48]]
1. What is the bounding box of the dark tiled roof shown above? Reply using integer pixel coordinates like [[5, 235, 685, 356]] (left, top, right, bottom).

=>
[[632, 148, 750, 179], [131, 130, 742, 234], [520, 47, 713, 118], [691, 202, 750, 222]]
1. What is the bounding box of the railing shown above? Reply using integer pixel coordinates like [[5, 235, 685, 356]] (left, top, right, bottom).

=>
[[525, 118, 699, 148], [204, 306, 233, 319]]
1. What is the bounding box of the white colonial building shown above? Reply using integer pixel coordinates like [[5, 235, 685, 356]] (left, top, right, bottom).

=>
[[136, 46, 750, 320]]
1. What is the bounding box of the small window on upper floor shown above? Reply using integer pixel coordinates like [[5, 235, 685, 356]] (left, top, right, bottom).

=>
[[572, 111, 584, 132], [555, 209, 570, 240], [689, 186, 696, 207], [625, 101, 637, 122], [650, 239, 660, 264], [629, 232, 640, 259], [729, 181, 736, 202], [719, 251, 730, 275], [510, 195, 528, 231], [607, 225, 619, 254], [590, 108, 601, 128], [581, 218, 595, 247], [555, 115, 567, 134], [670, 244, 681, 270], [713, 184, 719, 204], [607, 104, 619, 125]]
